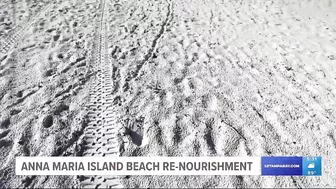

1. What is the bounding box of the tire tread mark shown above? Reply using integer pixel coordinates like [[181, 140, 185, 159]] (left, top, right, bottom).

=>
[[78, 0, 122, 188]]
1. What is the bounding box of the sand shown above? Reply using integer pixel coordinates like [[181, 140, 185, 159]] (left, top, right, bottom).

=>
[[0, 0, 336, 188]]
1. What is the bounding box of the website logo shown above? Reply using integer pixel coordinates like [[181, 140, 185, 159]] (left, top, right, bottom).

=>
[[261, 156, 302, 176]]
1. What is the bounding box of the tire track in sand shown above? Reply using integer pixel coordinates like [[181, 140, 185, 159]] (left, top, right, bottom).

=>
[[77, 0, 122, 188], [0, 4, 52, 55]]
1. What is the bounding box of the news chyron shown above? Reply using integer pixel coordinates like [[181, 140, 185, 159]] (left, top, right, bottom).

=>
[[261, 156, 322, 176], [16, 156, 322, 176]]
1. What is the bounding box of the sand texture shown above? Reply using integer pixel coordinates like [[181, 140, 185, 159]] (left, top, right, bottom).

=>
[[0, 0, 336, 188]]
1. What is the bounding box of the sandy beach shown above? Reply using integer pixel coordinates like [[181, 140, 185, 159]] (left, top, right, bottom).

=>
[[0, 0, 335, 188]]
